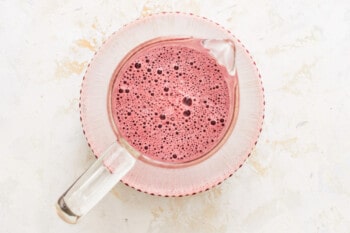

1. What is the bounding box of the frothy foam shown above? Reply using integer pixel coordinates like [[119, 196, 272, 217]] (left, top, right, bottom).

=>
[[110, 38, 236, 163]]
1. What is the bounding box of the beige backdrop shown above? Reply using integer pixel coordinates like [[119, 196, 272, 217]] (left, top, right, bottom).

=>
[[0, 0, 349, 232]]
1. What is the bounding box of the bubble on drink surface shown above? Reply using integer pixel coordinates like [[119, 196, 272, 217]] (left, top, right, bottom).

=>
[[183, 110, 191, 117], [135, 62, 141, 69], [111, 39, 232, 163], [182, 97, 192, 106]]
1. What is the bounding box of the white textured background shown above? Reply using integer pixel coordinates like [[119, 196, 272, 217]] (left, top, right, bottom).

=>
[[1, 0, 350, 232]]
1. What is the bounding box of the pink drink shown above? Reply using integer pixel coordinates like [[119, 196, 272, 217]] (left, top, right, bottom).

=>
[[110, 38, 237, 164]]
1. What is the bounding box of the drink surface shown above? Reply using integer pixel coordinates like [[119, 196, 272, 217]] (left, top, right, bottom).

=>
[[110, 38, 236, 164]]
